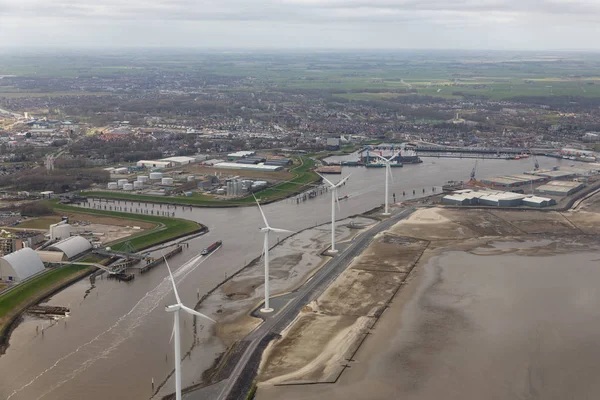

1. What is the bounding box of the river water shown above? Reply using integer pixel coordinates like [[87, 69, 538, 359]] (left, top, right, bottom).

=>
[[0, 155, 572, 400], [257, 240, 600, 400]]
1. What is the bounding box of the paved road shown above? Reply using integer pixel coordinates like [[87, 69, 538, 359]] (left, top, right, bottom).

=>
[[187, 207, 416, 400]]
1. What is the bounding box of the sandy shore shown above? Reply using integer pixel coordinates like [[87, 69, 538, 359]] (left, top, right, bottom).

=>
[[256, 204, 600, 400]]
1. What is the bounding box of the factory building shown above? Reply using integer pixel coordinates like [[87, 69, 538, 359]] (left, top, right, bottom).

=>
[[264, 158, 292, 166], [0, 229, 45, 257], [0, 248, 45, 282], [227, 151, 256, 161], [212, 162, 283, 172], [236, 157, 266, 165], [160, 156, 196, 166], [442, 190, 554, 208], [136, 160, 172, 169], [535, 181, 584, 196], [480, 174, 546, 188], [48, 236, 92, 260]]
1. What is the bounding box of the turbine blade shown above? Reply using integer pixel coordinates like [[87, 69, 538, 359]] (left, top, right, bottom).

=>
[[335, 174, 352, 188], [317, 173, 335, 187], [336, 193, 341, 212], [374, 154, 387, 162], [269, 227, 294, 234], [164, 255, 181, 305], [181, 305, 216, 323], [253, 193, 270, 228], [388, 164, 394, 182], [169, 318, 176, 344]]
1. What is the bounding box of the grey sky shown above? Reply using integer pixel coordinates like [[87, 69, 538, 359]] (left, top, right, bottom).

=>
[[0, 0, 598, 49]]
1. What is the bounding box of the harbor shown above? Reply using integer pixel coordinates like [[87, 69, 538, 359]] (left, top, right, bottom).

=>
[[0, 155, 583, 400]]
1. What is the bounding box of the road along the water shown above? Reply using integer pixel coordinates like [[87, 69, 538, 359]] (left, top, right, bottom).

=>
[[0, 155, 572, 400]]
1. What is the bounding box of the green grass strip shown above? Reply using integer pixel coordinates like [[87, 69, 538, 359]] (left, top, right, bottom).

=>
[[0, 264, 88, 319]]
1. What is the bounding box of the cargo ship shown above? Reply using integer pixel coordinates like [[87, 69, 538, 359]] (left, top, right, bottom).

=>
[[365, 162, 403, 168], [201, 240, 222, 255]]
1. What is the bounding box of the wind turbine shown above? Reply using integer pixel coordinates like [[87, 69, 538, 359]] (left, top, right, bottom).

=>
[[165, 257, 215, 400], [254, 195, 294, 313], [318, 173, 351, 253], [374, 151, 400, 215]]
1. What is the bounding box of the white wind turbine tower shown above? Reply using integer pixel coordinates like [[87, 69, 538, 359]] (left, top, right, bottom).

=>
[[318, 173, 351, 253], [254, 195, 294, 313], [165, 257, 215, 400], [374, 151, 400, 215]]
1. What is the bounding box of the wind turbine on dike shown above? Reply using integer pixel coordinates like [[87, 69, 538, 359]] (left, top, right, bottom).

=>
[[318, 173, 351, 254], [374, 150, 400, 215], [254, 194, 294, 313], [165, 257, 215, 400]]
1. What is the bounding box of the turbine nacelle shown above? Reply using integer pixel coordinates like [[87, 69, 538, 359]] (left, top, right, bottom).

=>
[[165, 304, 181, 313]]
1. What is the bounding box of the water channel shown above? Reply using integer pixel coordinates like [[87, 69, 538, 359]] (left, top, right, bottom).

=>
[[0, 155, 573, 400]]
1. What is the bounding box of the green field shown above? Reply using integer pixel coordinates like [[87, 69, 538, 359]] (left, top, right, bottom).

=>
[[80, 156, 320, 206], [0, 264, 91, 320], [51, 201, 202, 251]]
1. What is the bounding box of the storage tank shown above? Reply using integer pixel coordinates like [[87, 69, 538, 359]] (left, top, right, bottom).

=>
[[149, 172, 163, 180], [133, 181, 143, 189], [117, 179, 128, 188], [187, 175, 195, 182], [137, 175, 149, 183], [161, 177, 174, 185], [107, 182, 118, 190], [123, 183, 134, 191]]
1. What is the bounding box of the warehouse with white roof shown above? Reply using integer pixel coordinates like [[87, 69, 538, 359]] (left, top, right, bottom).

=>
[[48, 236, 92, 260], [0, 247, 45, 282]]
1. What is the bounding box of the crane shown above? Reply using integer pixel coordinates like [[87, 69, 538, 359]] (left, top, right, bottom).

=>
[[470, 159, 478, 181]]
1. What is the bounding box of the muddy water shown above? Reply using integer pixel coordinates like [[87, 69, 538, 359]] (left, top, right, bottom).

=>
[[258, 242, 600, 400], [0, 156, 572, 400]]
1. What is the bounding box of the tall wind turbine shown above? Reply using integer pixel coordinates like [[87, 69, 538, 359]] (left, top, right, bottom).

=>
[[375, 151, 400, 215], [165, 257, 215, 400], [318, 173, 351, 253], [254, 195, 294, 313]]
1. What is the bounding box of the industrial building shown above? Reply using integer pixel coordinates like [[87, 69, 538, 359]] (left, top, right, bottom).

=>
[[0, 229, 45, 257], [480, 174, 546, 188], [36, 250, 68, 263], [236, 157, 266, 165], [227, 151, 256, 160], [160, 156, 196, 166], [530, 169, 579, 181], [442, 190, 555, 208], [212, 162, 283, 172], [264, 158, 292, 167], [48, 236, 92, 260], [49, 220, 71, 241], [0, 247, 45, 282], [136, 160, 172, 169], [535, 181, 584, 196]]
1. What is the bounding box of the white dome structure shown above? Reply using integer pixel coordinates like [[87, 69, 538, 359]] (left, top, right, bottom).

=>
[[48, 236, 92, 260], [0, 247, 45, 282]]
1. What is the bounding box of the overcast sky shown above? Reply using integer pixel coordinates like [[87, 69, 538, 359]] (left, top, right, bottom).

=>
[[1, 0, 599, 50]]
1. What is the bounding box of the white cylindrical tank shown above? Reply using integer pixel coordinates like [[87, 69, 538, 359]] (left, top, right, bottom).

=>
[[161, 177, 174, 185], [123, 183, 134, 191], [117, 179, 128, 188], [137, 175, 149, 183], [187, 175, 195, 182], [149, 172, 163, 180], [107, 182, 118, 190], [133, 181, 143, 189]]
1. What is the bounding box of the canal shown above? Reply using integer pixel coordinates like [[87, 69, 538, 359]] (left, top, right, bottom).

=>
[[0, 155, 573, 400]]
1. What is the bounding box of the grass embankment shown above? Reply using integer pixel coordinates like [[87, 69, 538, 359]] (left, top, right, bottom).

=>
[[52, 201, 202, 251], [80, 156, 320, 206], [0, 263, 94, 353], [0, 264, 89, 320]]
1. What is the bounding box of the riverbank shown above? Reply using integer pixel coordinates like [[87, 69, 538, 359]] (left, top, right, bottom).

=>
[[255, 204, 600, 400], [0, 264, 95, 354], [0, 202, 206, 356], [51, 201, 205, 250], [80, 156, 320, 207]]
